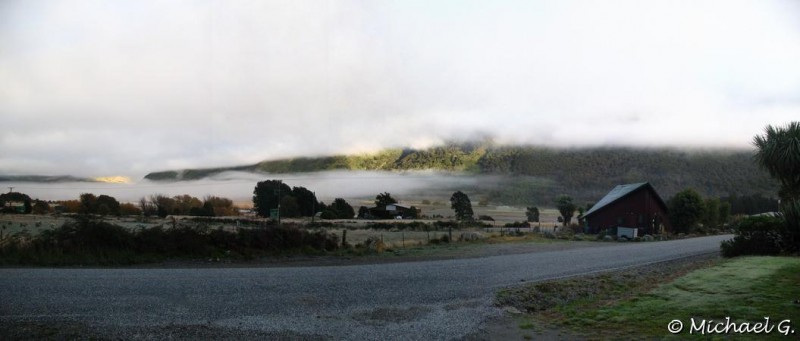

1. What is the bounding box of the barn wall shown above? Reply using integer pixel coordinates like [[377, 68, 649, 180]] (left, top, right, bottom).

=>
[[585, 188, 671, 234]]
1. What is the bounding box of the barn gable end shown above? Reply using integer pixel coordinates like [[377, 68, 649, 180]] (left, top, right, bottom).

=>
[[581, 182, 671, 234]]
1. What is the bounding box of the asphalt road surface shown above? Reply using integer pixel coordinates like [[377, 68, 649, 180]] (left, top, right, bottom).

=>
[[1, 235, 731, 340]]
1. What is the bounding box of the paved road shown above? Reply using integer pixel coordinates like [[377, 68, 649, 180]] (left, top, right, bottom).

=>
[[0, 235, 730, 340]]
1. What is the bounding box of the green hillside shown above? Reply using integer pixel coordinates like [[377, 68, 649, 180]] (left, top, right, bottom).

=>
[[144, 143, 487, 180], [143, 144, 778, 204]]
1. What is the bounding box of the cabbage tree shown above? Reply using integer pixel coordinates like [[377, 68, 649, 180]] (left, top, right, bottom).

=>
[[753, 122, 800, 251], [753, 122, 800, 203]]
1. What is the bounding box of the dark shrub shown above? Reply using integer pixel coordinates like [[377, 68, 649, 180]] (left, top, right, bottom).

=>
[[237, 224, 338, 253], [208, 228, 238, 250], [721, 215, 785, 257], [363, 221, 431, 230], [781, 201, 800, 253], [306, 221, 335, 228], [320, 210, 337, 220], [434, 221, 459, 230], [365, 222, 395, 230], [164, 226, 211, 256], [135, 226, 167, 253], [503, 221, 530, 228], [37, 218, 135, 253], [1, 217, 341, 265]]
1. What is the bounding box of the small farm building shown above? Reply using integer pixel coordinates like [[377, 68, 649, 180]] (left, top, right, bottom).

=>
[[581, 182, 671, 235], [3, 201, 26, 213], [367, 203, 416, 219]]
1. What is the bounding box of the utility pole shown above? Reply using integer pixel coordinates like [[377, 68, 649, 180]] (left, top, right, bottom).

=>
[[277, 180, 282, 225], [311, 191, 316, 223]]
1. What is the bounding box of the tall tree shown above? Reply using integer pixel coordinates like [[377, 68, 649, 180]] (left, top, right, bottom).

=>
[[450, 191, 474, 221], [329, 198, 355, 219], [292, 186, 318, 217], [525, 206, 540, 223], [172, 195, 202, 215], [79, 193, 97, 214], [555, 195, 576, 226], [753, 122, 800, 203], [668, 189, 705, 233], [203, 196, 236, 216], [253, 180, 291, 218], [150, 194, 176, 218], [718, 201, 731, 226], [280, 196, 299, 217], [357, 206, 370, 219], [374, 192, 398, 207], [32, 200, 50, 214], [0, 192, 32, 204], [753, 121, 800, 251], [96, 195, 121, 215], [119, 203, 143, 216], [0, 192, 32, 214], [702, 198, 720, 230], [23, 198, 31, 214], [138, 197, 153, 216]]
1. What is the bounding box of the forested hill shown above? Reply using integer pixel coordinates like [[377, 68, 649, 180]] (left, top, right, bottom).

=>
[[144, 144, 777, 201], [475, 146, 776, 202], [144, 144, 488, 180]]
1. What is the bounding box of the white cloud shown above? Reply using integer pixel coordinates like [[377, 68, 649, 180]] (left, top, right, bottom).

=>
[[1, 0, 799, 177]]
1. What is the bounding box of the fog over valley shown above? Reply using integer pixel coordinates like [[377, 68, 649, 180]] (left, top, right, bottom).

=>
[[2, 171, 484, 205]]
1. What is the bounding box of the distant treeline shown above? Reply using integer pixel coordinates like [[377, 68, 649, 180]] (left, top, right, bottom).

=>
[[0, 192, 241, 217], [146, 143, 777, 205]]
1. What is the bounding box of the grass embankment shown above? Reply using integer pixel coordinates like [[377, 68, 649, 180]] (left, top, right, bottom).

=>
[[373, 232, 562, 259], [498, 256, 800, 340]]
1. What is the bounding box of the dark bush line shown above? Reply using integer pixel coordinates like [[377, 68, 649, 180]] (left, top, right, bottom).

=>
[[720, 215, 795, 257], [184, 218, 489, 231], [503, 221, 531, 228], [184, 217, 271, 227], [0, 217, 339, 266], [359, 220, 488, 231]]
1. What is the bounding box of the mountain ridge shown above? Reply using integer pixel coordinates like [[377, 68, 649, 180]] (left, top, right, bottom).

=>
[[142, 144, 778, 203], [0, 175, 97, 183]]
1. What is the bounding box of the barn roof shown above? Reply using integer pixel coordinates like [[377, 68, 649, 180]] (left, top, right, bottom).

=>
[[370, 203, 411, 210], [583, 182, 663, 218]]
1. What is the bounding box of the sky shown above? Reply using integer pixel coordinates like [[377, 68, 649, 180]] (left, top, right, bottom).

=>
[[1, 0, 799, 179]]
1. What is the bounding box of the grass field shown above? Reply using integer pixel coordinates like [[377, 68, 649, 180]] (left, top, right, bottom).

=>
[[0, 203, 565, 246], [500, 256, 800, 340]]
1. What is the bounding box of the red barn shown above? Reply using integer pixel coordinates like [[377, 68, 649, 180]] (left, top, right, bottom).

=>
[[581, 182, 671, 235]]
